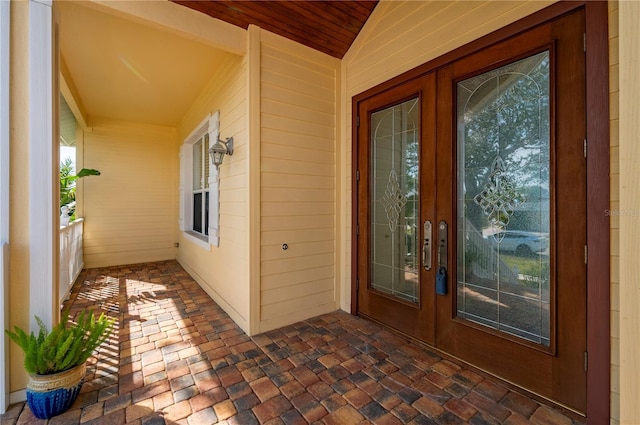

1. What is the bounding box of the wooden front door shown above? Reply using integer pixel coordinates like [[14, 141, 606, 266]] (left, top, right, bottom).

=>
[[354, 9, 587, 413]]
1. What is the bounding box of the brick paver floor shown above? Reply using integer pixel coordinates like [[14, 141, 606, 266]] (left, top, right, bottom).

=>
[[1, 260, 584, 425]]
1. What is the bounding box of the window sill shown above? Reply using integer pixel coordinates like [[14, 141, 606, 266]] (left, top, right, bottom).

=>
[[183, 231, 211, 251]]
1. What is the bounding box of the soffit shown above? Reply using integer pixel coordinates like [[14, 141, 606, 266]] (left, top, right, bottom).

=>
[[58, 1, 235, 127], [172, 0, 378, 59]]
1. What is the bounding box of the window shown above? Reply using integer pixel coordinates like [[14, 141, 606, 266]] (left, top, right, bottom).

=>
[[180, 112, 220, 248], [192, 135, 209, 236]]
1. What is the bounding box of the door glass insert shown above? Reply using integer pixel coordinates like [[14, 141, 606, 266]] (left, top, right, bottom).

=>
[[456, 51, 551, 345], [370, 98, 420, 303]]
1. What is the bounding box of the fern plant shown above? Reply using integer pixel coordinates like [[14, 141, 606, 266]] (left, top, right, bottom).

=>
[[5, 310, 114, 375]]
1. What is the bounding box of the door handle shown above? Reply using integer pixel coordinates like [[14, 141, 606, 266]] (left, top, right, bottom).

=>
[[423, 220, 432, 271], [436, 221, 448, 295]]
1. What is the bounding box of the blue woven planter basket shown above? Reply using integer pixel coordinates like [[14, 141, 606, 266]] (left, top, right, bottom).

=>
[[26, 363, 86, 419]]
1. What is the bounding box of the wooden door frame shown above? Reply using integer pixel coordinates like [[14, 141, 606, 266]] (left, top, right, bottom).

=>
[[351, 2, 609, 422], [355, 76, 438, 345]]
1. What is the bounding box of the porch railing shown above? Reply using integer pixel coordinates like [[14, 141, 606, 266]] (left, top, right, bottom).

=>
[[59, 218, 83, 305]]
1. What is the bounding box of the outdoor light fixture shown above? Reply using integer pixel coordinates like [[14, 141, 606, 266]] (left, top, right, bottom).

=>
[[209, 136, 234, 169]]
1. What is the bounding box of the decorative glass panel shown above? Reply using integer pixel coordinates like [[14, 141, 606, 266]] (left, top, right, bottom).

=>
[[370, 98, 420, 303], [456, 51, 551, 345]]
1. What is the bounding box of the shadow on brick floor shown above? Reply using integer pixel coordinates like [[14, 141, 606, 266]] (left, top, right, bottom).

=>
[[1, 260, 584, 425]]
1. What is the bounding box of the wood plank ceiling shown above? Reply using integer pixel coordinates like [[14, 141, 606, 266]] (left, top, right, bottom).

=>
[[172, 1, 378, 58]]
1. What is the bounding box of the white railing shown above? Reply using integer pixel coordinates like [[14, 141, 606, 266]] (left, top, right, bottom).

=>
[[59, 218, 83, 305], [1, 242, 7, 413]]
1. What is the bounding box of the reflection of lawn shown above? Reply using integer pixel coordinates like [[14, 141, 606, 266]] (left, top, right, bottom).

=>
[[462, 254, 551, 344], [500, 254, 549, 288], [501, 254, 538, 274]]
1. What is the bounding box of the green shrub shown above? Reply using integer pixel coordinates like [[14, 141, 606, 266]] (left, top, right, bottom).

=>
[[60, 158, 100, 221], [5, 310, 114, 375]]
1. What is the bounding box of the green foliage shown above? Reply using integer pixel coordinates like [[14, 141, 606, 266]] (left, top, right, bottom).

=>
[[501, 254, 550, 289], [60, 157, 100, 221], [5, 310, 114, 375], [59, 158, 76, 208], [461, 53, 550, 234]]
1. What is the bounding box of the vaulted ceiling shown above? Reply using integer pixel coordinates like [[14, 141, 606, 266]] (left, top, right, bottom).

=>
[[172, 0, 379, 58]]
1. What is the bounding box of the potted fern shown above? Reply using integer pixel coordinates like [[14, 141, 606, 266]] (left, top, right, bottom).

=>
[[5, 309, 113, 419]]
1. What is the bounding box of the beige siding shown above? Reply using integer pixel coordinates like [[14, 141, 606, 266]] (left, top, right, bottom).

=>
[[8, 0, 31, 393], [82, 119, 176, 268], [176, 55, 251, 332], [618, 0, 640, 423], [345, 1, 555, 96], [609, 2, 620, 424], [259, 31, 339, 332]]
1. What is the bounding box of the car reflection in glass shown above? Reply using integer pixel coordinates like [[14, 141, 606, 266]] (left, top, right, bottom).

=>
[[488, 231, 549, 257]]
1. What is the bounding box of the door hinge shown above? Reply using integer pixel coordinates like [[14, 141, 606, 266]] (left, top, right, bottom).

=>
[[356, 279, 360, 292], [356, 224, 360, 236], [585, 245, 588, 264], [356, 115, 360, 127], [584, 138, 587, 158], [356, 170, 360, 181], [584, 351, 588, 371], [583, 32, 586, 53]]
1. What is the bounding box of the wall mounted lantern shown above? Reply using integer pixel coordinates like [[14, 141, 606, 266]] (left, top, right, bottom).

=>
[[209, 136, 234, 169]]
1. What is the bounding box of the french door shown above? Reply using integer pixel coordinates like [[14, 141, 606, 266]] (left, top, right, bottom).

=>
[[355, 10, 586, 412]]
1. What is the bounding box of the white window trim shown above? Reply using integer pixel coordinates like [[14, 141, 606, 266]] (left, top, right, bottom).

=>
[[179, 112, 220, 249]]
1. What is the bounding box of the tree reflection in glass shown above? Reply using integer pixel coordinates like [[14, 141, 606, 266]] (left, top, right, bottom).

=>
[[456, 51, 551, 346]]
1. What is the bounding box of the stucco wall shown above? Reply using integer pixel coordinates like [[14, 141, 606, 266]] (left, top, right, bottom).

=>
[[257, 30, 340, 333], [82, 118, 177, 268], [176, 54, 251, 332]]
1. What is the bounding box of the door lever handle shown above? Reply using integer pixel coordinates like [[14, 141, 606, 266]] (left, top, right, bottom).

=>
[[423, 220, 432, 271]]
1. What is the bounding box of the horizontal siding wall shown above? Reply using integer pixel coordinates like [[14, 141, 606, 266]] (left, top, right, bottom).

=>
[[83, 119, 177, 268], [617, 0, 640, 422], [176, 54, 251, 332], [341, 0, 556, 312], [259, 31, 339, 332]]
